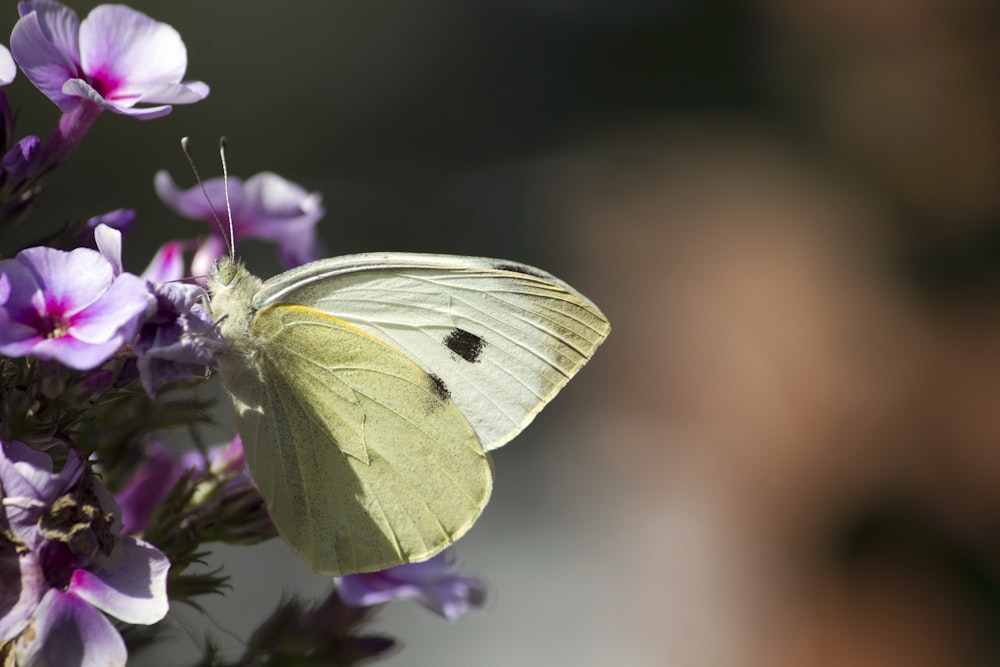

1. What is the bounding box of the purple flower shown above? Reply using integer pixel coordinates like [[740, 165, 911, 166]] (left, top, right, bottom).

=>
[[73, 209, 137, 253], [10, 1, 209, 119], [155, 170, 326, 269], [337, 551, 487, 622], [190, 235, 226, 282], [115, 436, 275, 543], [0, 237, 153, 371], [114, 442, 186, 536], [141, 240, 187, 284], [2, 135, 42, 181], [132, 279, 222, 396], [85, 208, 135, 235], [0, 439, 169, 667]]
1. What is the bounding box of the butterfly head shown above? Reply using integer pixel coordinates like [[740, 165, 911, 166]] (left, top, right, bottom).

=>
[[213, 256, 242, 288], [207, 257, 263, 344]]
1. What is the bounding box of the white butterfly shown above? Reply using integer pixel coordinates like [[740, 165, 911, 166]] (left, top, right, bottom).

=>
[[208, 252, 609, 575]]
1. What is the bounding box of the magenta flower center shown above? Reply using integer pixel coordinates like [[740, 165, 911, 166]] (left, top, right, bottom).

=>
[[34, 300, 73, 339], [87, 69, 122, 99]]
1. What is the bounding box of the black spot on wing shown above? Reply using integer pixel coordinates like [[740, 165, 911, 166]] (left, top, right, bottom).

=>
[[429, 373, 450, 401], [443, 328, 485, 363]]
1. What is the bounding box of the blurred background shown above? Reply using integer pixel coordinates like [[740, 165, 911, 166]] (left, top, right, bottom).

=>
[[8, 0, 1000, 664]]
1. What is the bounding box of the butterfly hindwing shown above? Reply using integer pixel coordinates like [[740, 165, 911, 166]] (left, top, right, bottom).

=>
[[222, 302, 492, 575]]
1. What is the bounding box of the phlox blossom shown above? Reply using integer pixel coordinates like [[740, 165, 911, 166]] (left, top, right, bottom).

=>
[[0, 440, 169, 667], [129, 241, 226, 396], [337, 551, 487, 622], [155, 170, 326, 269], [0, 229, 153, 371], [10, 1, 209, 119]]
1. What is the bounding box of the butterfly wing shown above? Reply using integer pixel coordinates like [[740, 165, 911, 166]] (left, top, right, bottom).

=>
[[222, 302, 492, 575], [253, 253, 611, 451]]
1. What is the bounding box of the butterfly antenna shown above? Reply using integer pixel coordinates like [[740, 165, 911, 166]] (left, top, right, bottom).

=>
[[180, 136, 231, 255], [219, 136, 236, 261]]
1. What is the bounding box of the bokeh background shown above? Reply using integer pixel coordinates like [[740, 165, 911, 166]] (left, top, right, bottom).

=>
[[8, 0, 1000, 664]]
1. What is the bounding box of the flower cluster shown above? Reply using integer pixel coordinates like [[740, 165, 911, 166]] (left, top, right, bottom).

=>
[[0, 2, 485, 666]]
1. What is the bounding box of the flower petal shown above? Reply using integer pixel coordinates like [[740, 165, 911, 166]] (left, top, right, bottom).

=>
[[115, 442, 185, 535], [21, 333, 121, 370], [10, 2, 81, 111], [85, 208, 135, 234], [0, 45, 16, 86], [155, 170, 244, 223], [68, 536, 169, 624], [237, 172, 325, 267], [15, 588, 127, 667], [18, 1, 81, 57], [68, 272, 152, 344], [79, 5, 186, 96], [239, 172, 325, 236], [60, 78, 172, 119], [141, 241, 187, 283], [135, 81, 209, 105], [337, 551, 486, 622], [0, 255, 40, 305], [413, 576, 487, 622], [93, 223, 122, 276], [0, 328, 42, 357], [2, 135, 43, 181], [0, 547, 44, 641], [0, 441, 83, 540], [191, 235, 227, 279], [0, 258, 44, 349], [244, 171, 322, 215], [15, 246, 113, 317]]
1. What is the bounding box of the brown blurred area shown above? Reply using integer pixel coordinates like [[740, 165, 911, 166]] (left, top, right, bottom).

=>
[[554, 0, 1000, 663]]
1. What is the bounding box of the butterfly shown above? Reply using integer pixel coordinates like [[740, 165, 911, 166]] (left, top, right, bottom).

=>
[[208, 252, 609, 575]]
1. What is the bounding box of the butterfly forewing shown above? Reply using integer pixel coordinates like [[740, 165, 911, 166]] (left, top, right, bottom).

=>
[[254, 253, 611, 451], [221, 301, 492, 575]]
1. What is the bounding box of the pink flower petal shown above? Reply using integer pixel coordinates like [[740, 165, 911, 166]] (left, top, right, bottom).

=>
[[85, 208, 135, 234], [10, 2, 82, 111], [78, 5, 186, 97], [240, 171, 324, 235], [191, 235, 227, 280], [142, 241, 187, 283], [61, 77, 172, 118], [0, 331, 46, 359], [0, 259, 44, 348], [18, 1, 81, 58], [68, 536, 169, 624], [136, 81, 210, 105], [16, 246, 113, 316], [115, 443, 186, 535], [15, 589, 127, 667], [93, 223, 122, 276], [337, 551, 487, 622], [30, 331, 123, 370], [68, 272, 151, 343], [0, 255, 40, 304], [0, 441, 83, 543], [234, 172, 325, 267], [154, 170, 245, 222]]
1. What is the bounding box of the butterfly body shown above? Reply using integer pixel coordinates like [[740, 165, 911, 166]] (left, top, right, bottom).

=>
[[208, 253, 609, 575]]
